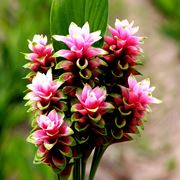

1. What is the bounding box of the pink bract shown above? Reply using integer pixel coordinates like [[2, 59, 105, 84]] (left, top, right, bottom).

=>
[[27, 110, 73, 145], [72, 84, 114, 115], [53, 22, 106, 60], [124, 76, 161, 107], [109, 19, 139, 40], [104, 19, 144, 65], [25, 34, 55, 67], [37, 110, 63, 136], [25, 69, 61, 103]]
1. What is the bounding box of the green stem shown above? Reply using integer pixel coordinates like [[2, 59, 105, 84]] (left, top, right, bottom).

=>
[[81, 157, 87, 180], [57, 174, 61, 180], [88, 145, 108, 180], [73, 158, 81, 180]]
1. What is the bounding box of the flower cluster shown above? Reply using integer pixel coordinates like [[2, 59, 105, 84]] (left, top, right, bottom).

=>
[[24, 19, 160, 176], [27, 110, 75, 173], [24, 35, 56, 74]]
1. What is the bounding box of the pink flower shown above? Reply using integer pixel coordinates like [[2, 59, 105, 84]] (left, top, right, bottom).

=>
[[109, 19, 139, 41], [27, 110, 73, 145], [27, 110, 75, 171], [72, 84, 114, 115], [53, 22, 106, 60], [127, 76, 161, 106], [128, 76, 161, 104], [37, 110, 64, 136], [24, 69, 61, 104], [110, 76, 161, 140], [104, 19, 144, 65], [24, 34, 55, 71]]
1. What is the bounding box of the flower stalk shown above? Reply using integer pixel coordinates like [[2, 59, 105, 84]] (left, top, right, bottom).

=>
[[81, 156, 87, 180], [73, 159, 81, 180], [89, 145, 108, 180]]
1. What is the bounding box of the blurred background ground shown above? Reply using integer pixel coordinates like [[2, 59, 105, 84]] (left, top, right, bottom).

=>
[[0, 0, 180, 180]]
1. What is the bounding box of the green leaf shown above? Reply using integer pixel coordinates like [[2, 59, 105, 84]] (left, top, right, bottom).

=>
[[50, 0, 109, 50]]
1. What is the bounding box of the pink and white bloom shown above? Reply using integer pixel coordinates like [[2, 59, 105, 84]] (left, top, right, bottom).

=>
[[25, 34, 55, 69], [104, 19, 144, 65], [25, 69, 61, 103], [53, 22, 106, 60], [109, 19, 139, 40], [122, 76, 161, 110], [27, 110, 73, 145], [28, 34, 48, 52], [112, 76, 161, 137], [37, 110, 64, 136], [72, 84, 114, 115]]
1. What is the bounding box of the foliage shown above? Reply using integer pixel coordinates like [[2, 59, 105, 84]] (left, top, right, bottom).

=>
[[0, 0, 56, 179], [153, 0, 180, 46]]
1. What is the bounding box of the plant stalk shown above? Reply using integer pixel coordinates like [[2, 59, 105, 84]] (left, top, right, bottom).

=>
[[88, 145, 108, 180], [81, 156, 87, 180], [73, 158, 81, 180]]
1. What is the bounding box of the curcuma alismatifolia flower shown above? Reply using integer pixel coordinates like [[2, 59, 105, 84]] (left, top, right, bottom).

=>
[[24, 69, 66, 112], [104, 19, 143, 66], [71, 84, 114, 146], [53, 22, 107, 92], [27, 110, 76, 173], [24, 35, 56, 73], [53, 22, 106, 60], [106, 76, 161, 143], [101, 19, 145, 88], [72, 84, 114, 116]]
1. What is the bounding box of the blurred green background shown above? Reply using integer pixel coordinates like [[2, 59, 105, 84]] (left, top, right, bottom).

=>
[[153, 0, 180, 47], [0, 0, 180, 179], [0, 0, 56, 179]]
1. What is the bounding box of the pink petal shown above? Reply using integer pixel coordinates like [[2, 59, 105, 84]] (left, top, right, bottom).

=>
[[85, 92, 98, 109], [54, 50, 75, 60], [128, 76, 138, 89], [82, 22, 90, 38], [108, 26, 119, 37], [33, 130, 48, 144], [53, 35, 68, 44], [85, 47, 106, 59], [88, 30, 101, 44], [104, 36, 116, 45], [81, 84, 92, 101], [93, 86, 106, 99]]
